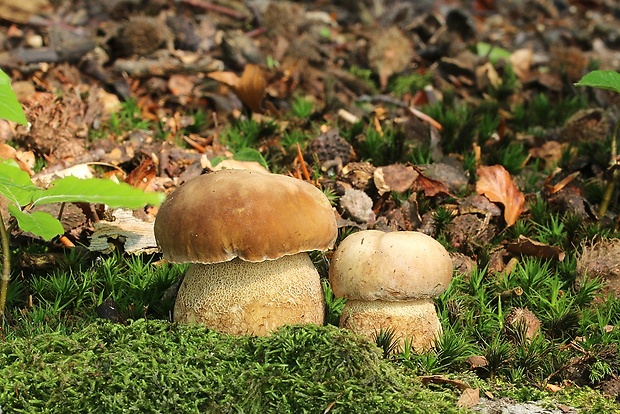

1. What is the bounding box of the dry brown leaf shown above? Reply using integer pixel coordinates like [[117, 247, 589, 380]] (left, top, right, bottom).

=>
[[510, 48, 533, 81], [207, 70, 240, 88], [235, 64, 266, 113], [457, 387, 480, 409], [124, 157, 158, 191], [476, 165, 525, 226], [411, 166, 451, 197], [168, 74, 195, 96], [373, 164, 419, 195], [506, 235, 565, 261], [207, 64, 266, 113]]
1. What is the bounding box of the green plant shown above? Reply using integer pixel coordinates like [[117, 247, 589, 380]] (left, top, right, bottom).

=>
[[373, 327, 401, 358], [280, 129, 308, 150], [322, 279, 345, 327], [575, 70, 620, 217], [0, 160, 164, 318], [0, 69, 28, 125], [105, 99, 153, 136], [0, 71, 166, 319], [388, 72, 432, 97], [291, 96, 314, 118]]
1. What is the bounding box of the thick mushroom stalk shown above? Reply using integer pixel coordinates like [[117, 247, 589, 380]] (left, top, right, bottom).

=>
[[329, 230, 453, 351], [176, 254, 324, 335], [154, 169, 337, 335]]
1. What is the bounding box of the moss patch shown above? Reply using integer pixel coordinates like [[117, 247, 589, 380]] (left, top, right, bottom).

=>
[[0, 320, 463, 413]]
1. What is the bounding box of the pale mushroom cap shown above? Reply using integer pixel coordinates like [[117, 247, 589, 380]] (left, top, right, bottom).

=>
[[329, 230, 453, 301], [154, 169, 338, 263]]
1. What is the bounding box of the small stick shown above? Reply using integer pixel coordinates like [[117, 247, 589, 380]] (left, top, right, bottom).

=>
[[183, 135, 206, 153], [296, 143, 311, 181], [408, 106, 443, 131], [179, 0, 248, 20], [58, 236, 75, 248]]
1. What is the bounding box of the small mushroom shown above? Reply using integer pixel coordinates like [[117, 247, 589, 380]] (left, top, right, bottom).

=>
[[329, 230, 453, 351], [154, 169, 337, 335]]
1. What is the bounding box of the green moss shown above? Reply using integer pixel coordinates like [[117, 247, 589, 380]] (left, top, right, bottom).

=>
[[0, 321, 464, 413]]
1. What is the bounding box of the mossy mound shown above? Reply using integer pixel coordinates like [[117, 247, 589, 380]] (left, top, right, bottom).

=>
[[0, 320, 463, 413]]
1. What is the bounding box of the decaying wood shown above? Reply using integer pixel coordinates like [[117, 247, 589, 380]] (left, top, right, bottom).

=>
[[89, 208, 159, 255]]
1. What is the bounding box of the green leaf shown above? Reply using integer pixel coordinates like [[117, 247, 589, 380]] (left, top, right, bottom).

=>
[[0, 160, 41, 206], [8, 205, 64, 240], [575, 70, 620, 94], [0, 69, 28, 125], [233, 148, 269, 171], [476, 42, 511, 64], [31, 176, 165, 208]]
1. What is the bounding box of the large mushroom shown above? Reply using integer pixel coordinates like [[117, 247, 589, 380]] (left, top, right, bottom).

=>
[[154, 169, 337, 335], [329, 230, 453, 351]]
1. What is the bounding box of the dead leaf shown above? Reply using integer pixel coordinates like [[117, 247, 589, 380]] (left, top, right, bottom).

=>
[[529, 140, 567, 167], [373, 164, 418, 195], [506, 235, 565, 261], [457, 387, 480, 408], [235, 64, 266, 113], [207, 70, 240, 88], [510, 48, 533, 81], [466, 355, 489, 370], [168, 74, 195, 96], [476, 165, 525, 226], [124, 157, 158, 191], [411, 166, 451, 197], [209, 64, 266, 114], [545, 383, 563, 393]]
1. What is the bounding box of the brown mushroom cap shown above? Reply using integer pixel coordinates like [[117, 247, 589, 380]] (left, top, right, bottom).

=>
[[154, 169, 338, 263], [329, 230, 453, 301]]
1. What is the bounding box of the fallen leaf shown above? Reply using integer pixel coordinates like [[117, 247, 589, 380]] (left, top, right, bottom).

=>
[[510, 48, 533, 81], [466, 355, 489, 370], [124, 157, 158, 191], [476, 165, 525, 226], [373, 164, 418, 195], [235, 64, 266, 113], [411, 166, 451, 197], [207, 70, 240, 88], [168, 74, 195, 96], [457, 387, 480, 408], [208, 64, 266, 113], [545, 383, 563, 393], [506, 235, 565, 261]]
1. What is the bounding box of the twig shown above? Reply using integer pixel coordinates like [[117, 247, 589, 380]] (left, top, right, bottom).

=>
[[598, 121, 620, 217], [179, 0, 248, 20], [296, 143, 311, 181], [0, 214, 11, 320]]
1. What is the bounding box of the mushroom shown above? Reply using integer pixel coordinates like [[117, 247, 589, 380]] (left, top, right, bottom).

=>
[[328, 230, 453, 351], [154, 169, 338, 335]]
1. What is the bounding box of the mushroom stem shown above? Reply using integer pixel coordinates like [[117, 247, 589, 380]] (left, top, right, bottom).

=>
[[339, 299, 442, 352], [174, 253, 325, 335]]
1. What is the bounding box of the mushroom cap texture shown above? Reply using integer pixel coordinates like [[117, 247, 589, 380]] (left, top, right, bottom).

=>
[[329, 230, 453, 300], [154, 169, 338, 263]]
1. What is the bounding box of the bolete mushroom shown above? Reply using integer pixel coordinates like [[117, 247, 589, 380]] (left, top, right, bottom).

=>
[[328, 230, 453, 351], [154, 169, 337, 335]]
